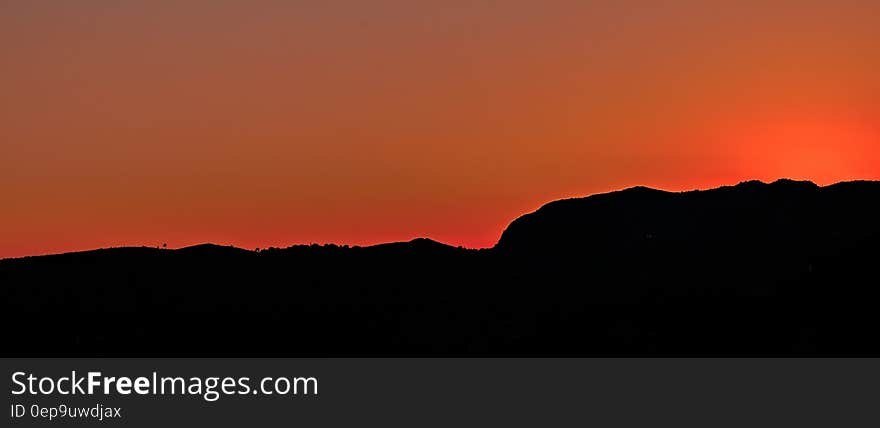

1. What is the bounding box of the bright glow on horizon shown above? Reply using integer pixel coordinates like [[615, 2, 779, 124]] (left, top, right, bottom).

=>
[[2, 1, 879, 258]]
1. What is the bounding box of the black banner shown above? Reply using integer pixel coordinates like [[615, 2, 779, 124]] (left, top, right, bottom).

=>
[[4, 359, 878, 426]]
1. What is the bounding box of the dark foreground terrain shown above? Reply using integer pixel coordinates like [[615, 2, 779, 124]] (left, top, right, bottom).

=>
[[3, 179, 879, 356]]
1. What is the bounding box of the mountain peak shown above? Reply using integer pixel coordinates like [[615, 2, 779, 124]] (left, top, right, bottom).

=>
[[769, 178, 819, 189], [496, 180, 880, 251]]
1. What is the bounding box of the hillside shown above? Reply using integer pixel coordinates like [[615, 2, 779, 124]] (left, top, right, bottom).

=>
[[3, 179, 879, 356]]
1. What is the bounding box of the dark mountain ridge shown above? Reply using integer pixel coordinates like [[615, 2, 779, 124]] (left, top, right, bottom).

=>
[[2, 179, 879, 356], [498, 178, 877, 251]]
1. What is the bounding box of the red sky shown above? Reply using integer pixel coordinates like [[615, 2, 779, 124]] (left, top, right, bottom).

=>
[[2, 1, 879, 258]]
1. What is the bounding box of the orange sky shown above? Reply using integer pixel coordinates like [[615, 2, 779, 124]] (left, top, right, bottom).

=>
[[2, 1, 879, 258]]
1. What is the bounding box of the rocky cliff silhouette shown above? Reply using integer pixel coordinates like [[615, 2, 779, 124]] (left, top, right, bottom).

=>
[[3, 179, 879, 356]]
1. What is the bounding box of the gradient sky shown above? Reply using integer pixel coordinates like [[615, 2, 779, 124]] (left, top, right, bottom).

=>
[[3, 1, 879, 258]]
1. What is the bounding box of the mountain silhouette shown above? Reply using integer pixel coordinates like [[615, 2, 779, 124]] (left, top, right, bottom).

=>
[[3, 179, 880, 356]]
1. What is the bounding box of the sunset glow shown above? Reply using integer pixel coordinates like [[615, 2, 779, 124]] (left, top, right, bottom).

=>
[[2, 1, 879, 258]]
